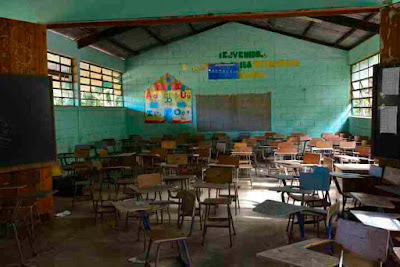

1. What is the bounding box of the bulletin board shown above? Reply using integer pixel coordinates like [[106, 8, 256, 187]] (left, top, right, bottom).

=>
[[145, 73, 192, 124], [196, 93, 271, 132], [372, 65, 400, 159]]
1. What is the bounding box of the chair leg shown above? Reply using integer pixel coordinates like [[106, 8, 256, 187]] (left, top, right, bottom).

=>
[[228, 205, 236, 235], [145, 239, 153, 263], [182, 240, 192, 266], [12, 223, 25, 265], [228, 205, 232, 247], [342, 196, 347, 213], [155, 243, 162, 267], [201, 206, 208, 246], [24, 219, 36, 256]]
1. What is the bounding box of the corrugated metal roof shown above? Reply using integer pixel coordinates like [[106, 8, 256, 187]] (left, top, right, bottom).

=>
[[51, 12, 380, 59]]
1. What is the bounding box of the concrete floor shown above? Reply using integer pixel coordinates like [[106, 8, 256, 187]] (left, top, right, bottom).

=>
[[1, 172, 341, 267]]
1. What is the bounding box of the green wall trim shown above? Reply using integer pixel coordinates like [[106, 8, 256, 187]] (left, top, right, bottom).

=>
[[1, 0, 387, 24]]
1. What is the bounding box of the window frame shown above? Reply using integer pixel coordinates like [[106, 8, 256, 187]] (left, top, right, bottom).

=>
[[47, 51, 75, 106], [79, 61, 124, 108], [350, 53, 380, 118]]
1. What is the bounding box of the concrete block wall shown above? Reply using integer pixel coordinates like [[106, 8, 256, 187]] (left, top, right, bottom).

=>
[[124, 23, 350, 138], [48, 31, 127, 153]]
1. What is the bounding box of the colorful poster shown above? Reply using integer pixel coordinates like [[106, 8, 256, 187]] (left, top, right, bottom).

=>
[[145, 73, 192, 124]]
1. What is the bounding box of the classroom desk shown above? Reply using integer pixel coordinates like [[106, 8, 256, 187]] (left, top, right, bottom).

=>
[[253, 200, 319, 240], [350, 210, 400, 231], [311, 147, 334, 152], [376, 185, 400, 197], [350, 192, 400, 209], [163, 175, 196, 189], [334, 164, 372, 174], [257, 238, 339, 267], [112, 199, 164, 213], [334, 154, 361, 163], [127, 184, 173, 196], [267, 186, 313, 204]]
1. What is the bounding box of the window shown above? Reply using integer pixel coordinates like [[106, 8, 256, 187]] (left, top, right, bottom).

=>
[[351, 54, 380, 117], [47, 52, 74, 106], [79, 62, 123, 107]]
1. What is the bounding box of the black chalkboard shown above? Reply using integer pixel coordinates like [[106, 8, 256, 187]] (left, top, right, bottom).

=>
[[372, 65, 400, 159], [0, 75, 56, 166]]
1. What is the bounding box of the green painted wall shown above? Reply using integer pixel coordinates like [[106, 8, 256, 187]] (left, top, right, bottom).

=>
[[1, 0, 387, 24], [123, 23, 350, 139], [347, 35, 380, 138], [48, 31, 127, 153]]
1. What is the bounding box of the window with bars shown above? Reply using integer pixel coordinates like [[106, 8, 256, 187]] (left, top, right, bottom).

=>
[[350, 54, 380, 117], [47, 52, 75, 106], [80, 62, 123, 107]]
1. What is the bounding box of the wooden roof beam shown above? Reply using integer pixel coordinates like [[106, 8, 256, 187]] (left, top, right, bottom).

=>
[[302, 21, 314, 38], [239, 21, 347, 50], [77, 26, 135, 48], [142, 27, 167, 45], [312, 15, 379, 33]]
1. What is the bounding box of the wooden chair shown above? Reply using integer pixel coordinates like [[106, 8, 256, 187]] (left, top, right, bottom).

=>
[[308, 219, 390, 265], [234, 142, 248, 152], [197, 149, 211, 166], [74, 147, 91, 160], [90, 184, 118, 224], [141, 194, 193, 267], [0, 196, 35, 265], [202, 167, 236, 247], [215, 156, 241, 215], [198, 141, 212, 150], [303, 153, 321, 165], [71, 161, 95, 207], [215, 142, 227, 157], [161, 140, 176, 150], [338, 141, 356, 155], [354, 145, 371, 158], [275, 142, 298, 160], [177, 190, 199, 235], [309, 138, 325, 147]]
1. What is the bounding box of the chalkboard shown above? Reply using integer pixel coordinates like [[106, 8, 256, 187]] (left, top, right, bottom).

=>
[[372, 65, 400, 159], [196, 93, 271, 132], [0, 75, 56, 167]]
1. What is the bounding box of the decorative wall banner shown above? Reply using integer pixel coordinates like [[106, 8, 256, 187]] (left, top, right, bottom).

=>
[[208, 63, 239, 80], [145, 73, 192, 124]]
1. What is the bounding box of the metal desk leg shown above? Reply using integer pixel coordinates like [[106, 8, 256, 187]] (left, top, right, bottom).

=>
[[296, 213, 305, 239]]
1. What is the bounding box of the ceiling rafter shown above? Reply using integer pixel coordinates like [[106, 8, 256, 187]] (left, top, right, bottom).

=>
[[47, 6, 380, 29], [77, 26, 135, 48], [188, 23, 197, 33], [334, 12, 378, 47], [312, 15, 379, 33], [238, 21, 348, 50], [142, 27, 167, 45], [302, 21, 314, 38]]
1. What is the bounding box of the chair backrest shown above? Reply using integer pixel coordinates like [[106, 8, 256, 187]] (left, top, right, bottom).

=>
[[166, 154, 188, 165], [102, 138, 116, 147], [234, 142, 247, 152], [217, 156, 240, 167], [98, 148, 108, 157], [197, 149, 211, 158], [177, 190, 196, 217], [316, 141, 333, 148], [339, 141, 356, 149], [152, 147, 168, 160], [335, 218, 390, 263], [277, 142, 297, 154], [74, 147, 91, 159], [300, 167, 330, 191], [205, 167, 233, 184], [137, 173, 161, 188], [322, 157, 334, 172], [355, 145, 371, 157], [309, 138, 324, 147], [322, 133, 335, 139], [299, 134, 311, 141], [198, 141, 212, 149], [287, 136, 300, 145], [268, 140, 281, 148], [264, 132, 276, 137], [214, 133, 226, 139], [303, 153, 321, 165], [216, 142, 227, 153], [161, 140, 176, 150]]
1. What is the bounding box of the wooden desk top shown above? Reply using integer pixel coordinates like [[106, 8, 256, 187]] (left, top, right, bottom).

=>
[[192, 181, 227, 190], [253, 200, 307, 217], [334, 164, 372, 172], [128, 184, 173, 194], [208, 163, 236, 168], [112, 199, 163, 213], [376, 185, 400, 197], [267, 186, 313, 195], [350, 192, 400, 209], [257, 238, 339, 267], [334, 154, 361, 162], [108, 152, 136, 157], [311, 147, 334, 151], [351, 210, 400, 231], [329, 172, 364, 179], [163, 175, 196, 181]]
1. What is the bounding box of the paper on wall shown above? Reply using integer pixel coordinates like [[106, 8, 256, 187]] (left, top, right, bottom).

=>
[[380, 105, 398, 134], [382, 67, 400, 95]]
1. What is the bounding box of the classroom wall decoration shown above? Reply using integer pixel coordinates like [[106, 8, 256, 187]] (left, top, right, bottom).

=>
[[145, 73, 192, 124]]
